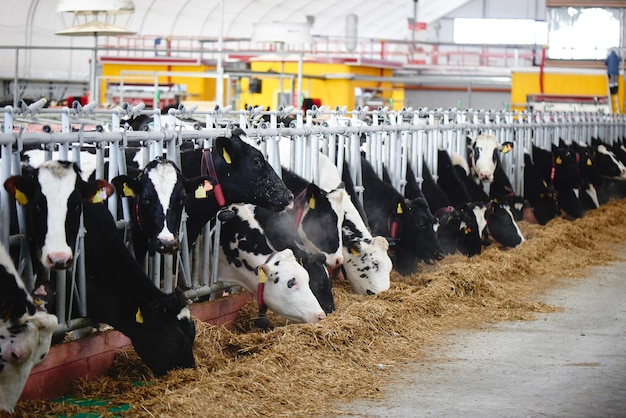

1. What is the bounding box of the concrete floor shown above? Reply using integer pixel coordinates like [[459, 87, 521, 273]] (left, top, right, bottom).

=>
[[341, 252, 626, 418]]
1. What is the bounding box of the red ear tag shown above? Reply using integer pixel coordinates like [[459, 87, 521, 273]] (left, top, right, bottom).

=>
[[214, 183, 226, 207]]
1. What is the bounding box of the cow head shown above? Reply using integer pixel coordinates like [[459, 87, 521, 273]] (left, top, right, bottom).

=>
[[467, 133, 513, 183], [591, 138, 626, 180], [551, 142, 583, 189], [211, 129, 294, 211], [390, 196, 443, 264], [294, 250, 335, 314], [523, 151, 557, 225], [570, 141, 603, 187], [4, 161, 114, 270], [342, 236, 392, 295], [129, 288, 196, 376], [112, 158, 210, 255], [258, 249, 326, 323], [435, 205, 482, 257], [485, 200, 524, 248], [0, 243, 57, 413], [292, 182, 346, 269]]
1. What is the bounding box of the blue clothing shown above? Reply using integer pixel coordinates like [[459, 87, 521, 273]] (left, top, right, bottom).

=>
[[605, 51, 620, 75]]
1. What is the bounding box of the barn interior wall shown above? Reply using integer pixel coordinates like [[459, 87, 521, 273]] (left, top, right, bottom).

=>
[[239, 61, 396, 110], [101, 62, 222, 107], [511, 69, 620, 111]]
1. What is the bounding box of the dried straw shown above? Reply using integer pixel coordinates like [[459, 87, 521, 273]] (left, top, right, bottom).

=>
[[14, 199, 626, 418]]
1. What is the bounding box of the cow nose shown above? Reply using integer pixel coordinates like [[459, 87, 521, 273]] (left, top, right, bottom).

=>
[[366, 289, 376, 295], [315, 311, 327, 322], [46, 252, 73, 269], [435, 251, 445, 260], [285, 192, 295, 210], [156, 238, 180, 253]]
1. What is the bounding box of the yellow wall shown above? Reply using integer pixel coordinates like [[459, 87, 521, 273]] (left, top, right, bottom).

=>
[[511, 69, 622, 112], [239, 60, 397, 110], [100, 62, 221, 107]]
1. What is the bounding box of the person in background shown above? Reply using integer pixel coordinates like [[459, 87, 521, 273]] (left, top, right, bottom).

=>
[[605, 48, 620, 94]]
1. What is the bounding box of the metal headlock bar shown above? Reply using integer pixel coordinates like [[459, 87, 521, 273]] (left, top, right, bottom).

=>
[[1, 102, 625, 336]]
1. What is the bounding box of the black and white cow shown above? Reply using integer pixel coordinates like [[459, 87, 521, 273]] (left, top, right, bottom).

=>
[[435, 151, 524, 249], [466, 133, 514, 184], [319, 155, 392, 295], [523, 150, 558, 225], [418, 161, 452, 215], [280, 167, 346, 269], [4, 161, 196, 376], [0, 242, 57, 412], [4, 161, 115, 271], [180, 128, 295, 246], [568, 140, 602, 210], [593, 138, 626, 201], [532, 143, 584, 219], [481, 199, 525, 248], [218, 203, 326, 324], [434, 204, 482, 257], [591, 137, 626, 180], [111, 158, 210, 261], [252, 205, 335, 314], [361, 157, 443, 276]]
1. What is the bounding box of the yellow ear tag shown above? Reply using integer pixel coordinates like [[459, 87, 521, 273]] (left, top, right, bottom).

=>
[[258, 269, 268, 284], [135, 308, 144, 324], [91, 187, 108, 204], [396, 203, 403, 214], [502, 144, 512, 154], [122, 182, 135, 198], [223, 149, 232, 164], [195, 184, 206, 199], [555, 156, 562, 165], [309, 195, 316, 209], [351, 247, 361, 256], [14, 188, 28, 205], [586, 158, 592, 166]]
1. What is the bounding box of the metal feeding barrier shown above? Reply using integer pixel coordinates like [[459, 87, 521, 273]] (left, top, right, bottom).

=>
[[0, 101, 625, 337]]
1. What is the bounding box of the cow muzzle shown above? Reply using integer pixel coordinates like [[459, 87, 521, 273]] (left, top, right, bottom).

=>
[[155, 238, 180, 254], [45, 252, 73, 270]]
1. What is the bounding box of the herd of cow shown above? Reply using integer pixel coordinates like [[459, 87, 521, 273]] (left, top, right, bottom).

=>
[[2, 122, 626, 412]]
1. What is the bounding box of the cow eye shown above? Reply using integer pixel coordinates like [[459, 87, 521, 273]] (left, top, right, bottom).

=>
[[253, 157, 262, 167], [287, 278, 296, 288]]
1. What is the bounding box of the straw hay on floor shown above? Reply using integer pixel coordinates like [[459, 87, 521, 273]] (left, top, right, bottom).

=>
[[14, 199, 626, 417]]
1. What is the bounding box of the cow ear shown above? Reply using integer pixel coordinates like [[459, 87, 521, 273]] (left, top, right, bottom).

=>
[[500, 142, 514, 154], [305, 183, 322, 208], [466, 136, 474, 146], [4, 176, 33, 205], [216, 131, 246, 165], [111, 175, 141, 198], [83, 180, 115, 204]]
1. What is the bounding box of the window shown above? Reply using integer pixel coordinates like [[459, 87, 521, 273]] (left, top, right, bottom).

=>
[[547, 7, 620, 60], [453, 18, 548, 45]]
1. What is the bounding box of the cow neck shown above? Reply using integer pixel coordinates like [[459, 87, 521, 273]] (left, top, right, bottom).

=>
[[291, 188, 308, 228], [201, 149, 226, 207], [255, 251, 276, 329], [388, 200, 408, 240], [549, 152, 557, 187]]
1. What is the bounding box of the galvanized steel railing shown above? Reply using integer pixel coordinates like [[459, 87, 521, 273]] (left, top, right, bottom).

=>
[[1, 103, 624, 336]]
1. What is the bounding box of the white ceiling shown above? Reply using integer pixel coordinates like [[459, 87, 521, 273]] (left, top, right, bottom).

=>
[[8, 0, 473, 45], [0, 0, 474, 86]]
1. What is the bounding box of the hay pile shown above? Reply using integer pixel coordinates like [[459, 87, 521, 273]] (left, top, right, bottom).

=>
[[15, 199, 626, 417]]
